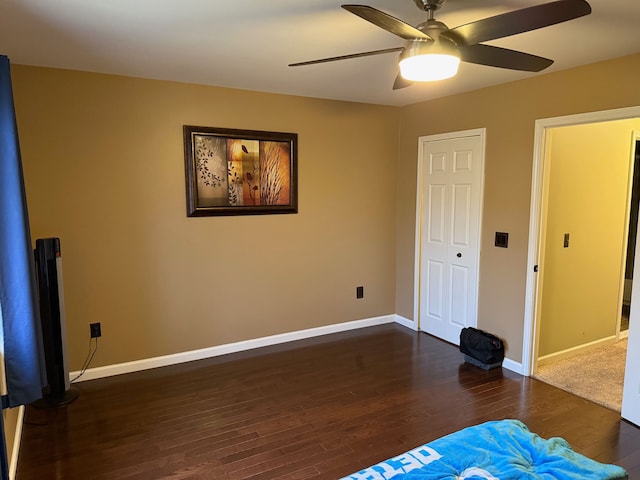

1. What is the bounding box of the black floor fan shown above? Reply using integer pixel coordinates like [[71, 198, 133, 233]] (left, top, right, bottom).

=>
[[31, 237, 79, 407]]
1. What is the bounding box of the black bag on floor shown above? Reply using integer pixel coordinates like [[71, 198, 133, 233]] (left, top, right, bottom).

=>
[[460, 327, 504, 369]]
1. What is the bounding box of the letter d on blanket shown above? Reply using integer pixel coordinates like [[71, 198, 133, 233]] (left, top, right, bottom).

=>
[[406, 445, 442, 466], [341, 446, 442, 479]]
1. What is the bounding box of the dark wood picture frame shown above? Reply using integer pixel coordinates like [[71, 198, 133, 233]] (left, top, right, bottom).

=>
[[183, 125, 298, 217]]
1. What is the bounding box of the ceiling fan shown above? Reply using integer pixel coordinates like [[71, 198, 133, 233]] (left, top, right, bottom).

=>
[[289, 0, 592, 89]]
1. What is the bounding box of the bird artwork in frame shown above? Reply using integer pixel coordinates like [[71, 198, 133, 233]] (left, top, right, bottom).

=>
[[183, 125, 298, 217]]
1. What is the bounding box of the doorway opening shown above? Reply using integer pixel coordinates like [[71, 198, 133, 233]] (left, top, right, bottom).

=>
[[523, 107, 640, 420], [622, 140, 640, 336]]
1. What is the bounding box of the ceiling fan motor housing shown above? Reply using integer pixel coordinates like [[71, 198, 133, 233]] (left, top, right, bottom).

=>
[[417, 20, 451, 42], [414, 0, 447, 13]]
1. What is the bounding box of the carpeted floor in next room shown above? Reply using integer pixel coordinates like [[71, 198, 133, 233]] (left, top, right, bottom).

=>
[[534, 338, 627, 412]]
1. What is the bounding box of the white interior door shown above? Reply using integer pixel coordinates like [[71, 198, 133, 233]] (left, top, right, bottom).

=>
[[622, 133, 640, 426], [623, 270, 640, 426], [417, 130, 484, 344]]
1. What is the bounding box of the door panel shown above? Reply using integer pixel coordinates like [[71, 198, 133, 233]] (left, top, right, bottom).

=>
[[431, 152, 447, 174], [452, 184, 472, 246], [454, 149, 473, 172], [427, 260, 444, 319], [428, 185, 446, 244], [418, 132, 484, 344], [450, 265, 469, 327]]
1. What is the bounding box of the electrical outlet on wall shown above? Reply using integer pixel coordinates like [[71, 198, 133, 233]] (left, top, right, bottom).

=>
[[90, 322, 102, 338], [356, 286, 364, 299]]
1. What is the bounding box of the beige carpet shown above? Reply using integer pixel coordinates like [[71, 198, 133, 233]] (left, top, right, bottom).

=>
[[534, 339, 627, 412]]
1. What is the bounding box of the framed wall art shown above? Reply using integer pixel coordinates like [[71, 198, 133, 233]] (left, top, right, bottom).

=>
[[183, 125, 298, 216]]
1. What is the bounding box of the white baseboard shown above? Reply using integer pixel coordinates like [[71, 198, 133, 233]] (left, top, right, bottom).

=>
[[69, 314, 523, 382], [536, 335, 617, 367], [70, 315, 399, 382], [392, 317, 523, 374], [394, 314, 417, 331], [9, 405, 25, 480], [502, 358, 524, 375]]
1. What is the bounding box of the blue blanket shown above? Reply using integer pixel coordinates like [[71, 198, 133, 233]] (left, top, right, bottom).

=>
[[341, 420, 627, 479]]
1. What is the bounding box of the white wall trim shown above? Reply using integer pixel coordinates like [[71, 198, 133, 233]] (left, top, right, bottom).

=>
[[68, 311, 523, 383], [70, 315, 398, 382], [502, 358, 524, 375], [9, 405, 25, 480], [394, 314, 417, 331]]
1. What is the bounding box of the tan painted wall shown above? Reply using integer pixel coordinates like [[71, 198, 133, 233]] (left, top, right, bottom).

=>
[[538, 120, 640, 357], [10, 53, 640, 371], [12, 66, 400, 370], [3, 407, 19, 475], [396, 53, 640, 362]]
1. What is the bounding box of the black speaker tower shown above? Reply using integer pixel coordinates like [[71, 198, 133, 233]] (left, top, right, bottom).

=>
[[32, 237, 79, 407]]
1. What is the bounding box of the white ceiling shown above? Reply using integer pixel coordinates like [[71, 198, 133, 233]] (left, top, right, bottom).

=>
[[1, 0, 639, 106]]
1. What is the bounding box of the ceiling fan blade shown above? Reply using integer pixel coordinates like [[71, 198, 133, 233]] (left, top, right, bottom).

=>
[[443, 0, 591, 45], [460, 44, 553, 72], [342, 5, 432, 40], [393, 73, 413, 90], [289, 47, 403, 67]]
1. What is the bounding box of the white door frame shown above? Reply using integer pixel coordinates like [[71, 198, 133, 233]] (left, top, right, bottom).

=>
[[523, 106, 640, 376], [413, 128, 486, 332]]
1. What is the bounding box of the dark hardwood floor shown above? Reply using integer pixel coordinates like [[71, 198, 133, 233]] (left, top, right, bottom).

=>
[[17, 324, 640, 479]]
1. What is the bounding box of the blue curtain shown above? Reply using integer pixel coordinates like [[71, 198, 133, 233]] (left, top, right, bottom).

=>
[[0, 54, 47, 478], [0, 54, 46, 407]]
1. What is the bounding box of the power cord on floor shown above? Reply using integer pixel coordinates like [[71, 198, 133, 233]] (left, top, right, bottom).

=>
[[70, 337, 98, 383]]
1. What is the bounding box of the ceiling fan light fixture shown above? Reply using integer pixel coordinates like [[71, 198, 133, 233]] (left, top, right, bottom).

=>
[[399, 39, 460, 82], [292, 0, 592, 89], [399, 52, 460, 81]]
